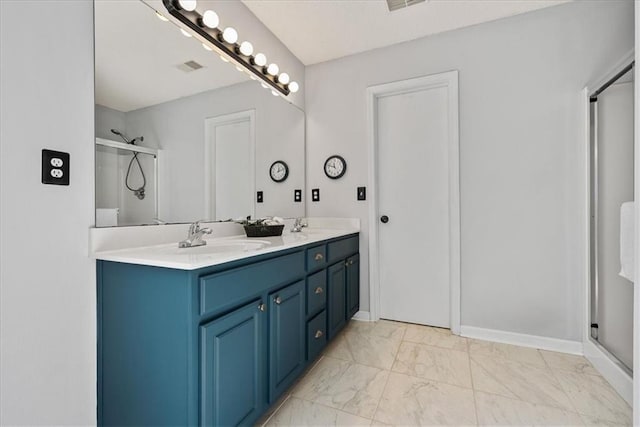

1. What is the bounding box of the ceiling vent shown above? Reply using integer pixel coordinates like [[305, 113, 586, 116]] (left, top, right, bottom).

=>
[[386, 0, 426, 12], [176, 60, 204, 73]]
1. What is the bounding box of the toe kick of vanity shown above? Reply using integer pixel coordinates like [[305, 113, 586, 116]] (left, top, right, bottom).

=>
[[97, 233, 359, 427]]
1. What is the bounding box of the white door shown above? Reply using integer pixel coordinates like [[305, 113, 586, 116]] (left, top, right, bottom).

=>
[[205, 111, 255, 221], [374, 73, 459, 328]]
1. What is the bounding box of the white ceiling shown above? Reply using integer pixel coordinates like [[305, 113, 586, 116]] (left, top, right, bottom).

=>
[[241, 0, 571, 65], [95, 0, 248, 112]]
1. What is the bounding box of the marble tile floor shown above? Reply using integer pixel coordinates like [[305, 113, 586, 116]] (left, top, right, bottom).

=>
[[259, 320, 631, 426]]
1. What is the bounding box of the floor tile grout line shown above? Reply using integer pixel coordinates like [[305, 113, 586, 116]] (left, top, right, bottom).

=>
[[466, 334, 480, 425], [540, 349, 585, 417], [294, 394, 375, 421]]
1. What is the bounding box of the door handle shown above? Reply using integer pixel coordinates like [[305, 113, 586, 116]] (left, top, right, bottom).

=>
[[380, 215, 389, 224]]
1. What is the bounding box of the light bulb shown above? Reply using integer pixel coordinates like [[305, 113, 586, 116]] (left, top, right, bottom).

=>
[[220, 55, 229, 63], [261, 82, 269, 89], [249, 75, 257, 80], [222, 27, 238, 44], [266, 63, 279, 76], [201, 10, 219, 29], [202, 43, 212, 51], [180, 28, 192, 38], [155, 11, 169, 22], [239, 41, 253, 56], [278, 73, 290, 85], [236, 66, 244, 72], [271, 90, 280, 97], [288, 81, 299, 93], [178, 0, 197, 12], [253, 53, 267, 67]]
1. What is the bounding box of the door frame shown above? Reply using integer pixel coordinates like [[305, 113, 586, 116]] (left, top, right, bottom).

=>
[[204, 109, 256, 220], [366, 71, 461, 334]]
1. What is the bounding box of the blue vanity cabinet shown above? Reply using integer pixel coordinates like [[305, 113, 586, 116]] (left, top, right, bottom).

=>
[[327, 261, 347, 339], [201, 300, 266, 427], [346, 254, 360, 319], [98, 232, 359, 427], [268, 280, 306, 402]]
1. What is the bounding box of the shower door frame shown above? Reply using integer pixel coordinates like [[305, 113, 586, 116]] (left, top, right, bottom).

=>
[[583, 50, 634, 406], [95, 137, 159, 225]]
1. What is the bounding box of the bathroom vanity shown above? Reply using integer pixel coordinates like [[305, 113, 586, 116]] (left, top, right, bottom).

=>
[[96, 229, 359, 426]]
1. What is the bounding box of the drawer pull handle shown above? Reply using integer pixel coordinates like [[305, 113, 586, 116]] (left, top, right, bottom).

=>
[[258, 303, 266, 312], [274, 296, 282, 305], [314, 287, 324, 294], [314, 330, 324, 339], [314, 253, 324, 261]]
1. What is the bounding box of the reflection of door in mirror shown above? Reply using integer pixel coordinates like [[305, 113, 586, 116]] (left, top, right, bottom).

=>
[[205, 111, 255, 221]]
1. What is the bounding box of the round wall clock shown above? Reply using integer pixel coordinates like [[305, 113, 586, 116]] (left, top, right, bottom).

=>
[[269, 160, 289, 182], [324, 155, 347, 179]]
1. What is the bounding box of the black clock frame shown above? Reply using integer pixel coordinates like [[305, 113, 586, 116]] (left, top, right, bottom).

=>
[[269, 160, 289, 183], [324, 155, 347, 179]]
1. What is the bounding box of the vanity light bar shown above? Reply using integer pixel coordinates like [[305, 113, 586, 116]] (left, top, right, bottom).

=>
[[163, 0, 294, 96]]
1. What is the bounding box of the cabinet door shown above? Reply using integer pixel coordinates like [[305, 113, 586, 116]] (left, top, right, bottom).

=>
[[201, 300, 266, 427], [327, 261, 346, 339], [346, 254, 360, 319], [269, 280, 305, 402]]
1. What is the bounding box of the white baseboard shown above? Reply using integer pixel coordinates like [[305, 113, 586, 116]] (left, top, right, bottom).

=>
[[460, 325, 583, 355], [583, 338, 632, 406], [352, 311, 371, 321]]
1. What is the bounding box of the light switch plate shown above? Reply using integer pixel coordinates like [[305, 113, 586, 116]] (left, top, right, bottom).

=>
[[42, 149, 70, 185], [257, 191, 264, 203], [357, 186, 366, 201], [294, 189, 302, 202], [312, 188, 320, 202]]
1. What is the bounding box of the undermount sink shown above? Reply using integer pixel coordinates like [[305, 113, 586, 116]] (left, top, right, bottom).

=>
[[161, 239, 272, 255]]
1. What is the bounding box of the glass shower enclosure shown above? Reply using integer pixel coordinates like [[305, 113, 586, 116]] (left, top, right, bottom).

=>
[[589, 61, 634, 374]]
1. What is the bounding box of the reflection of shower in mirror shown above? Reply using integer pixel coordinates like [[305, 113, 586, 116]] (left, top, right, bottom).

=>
[[110, 129, 147, 200]]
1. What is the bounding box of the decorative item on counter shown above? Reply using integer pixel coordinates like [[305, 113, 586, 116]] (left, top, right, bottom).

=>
[[238, 216, 285, 237]]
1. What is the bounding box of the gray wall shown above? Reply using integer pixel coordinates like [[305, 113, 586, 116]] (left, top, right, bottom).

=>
[[305, 0, 634, 341], [0, 0, 96, 424]]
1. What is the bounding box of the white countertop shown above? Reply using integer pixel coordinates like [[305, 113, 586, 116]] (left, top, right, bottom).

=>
[[92, 227, 359, 270]]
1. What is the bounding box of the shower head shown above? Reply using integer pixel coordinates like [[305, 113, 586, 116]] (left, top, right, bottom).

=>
[[110, 129, 143, 145]]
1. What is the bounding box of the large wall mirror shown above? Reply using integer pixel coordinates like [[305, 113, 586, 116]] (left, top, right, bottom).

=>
[[94, 0, 305, 227]]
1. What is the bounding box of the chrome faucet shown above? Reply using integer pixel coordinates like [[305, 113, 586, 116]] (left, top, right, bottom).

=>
[[179, 220, 212, 248], [291, 217, 308, 233]]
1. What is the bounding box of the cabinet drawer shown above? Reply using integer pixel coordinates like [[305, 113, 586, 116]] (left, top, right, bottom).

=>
[[307, 310, 327, 362], [306, 270, 326, 317], [327, 236, 358, 263], [306, 244, 327, 271], [200, 251, 304, 318]]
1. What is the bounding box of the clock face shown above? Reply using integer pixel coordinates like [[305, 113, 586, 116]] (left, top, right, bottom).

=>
[[324, 155, 346, 179], [270, 161, 289, 182]]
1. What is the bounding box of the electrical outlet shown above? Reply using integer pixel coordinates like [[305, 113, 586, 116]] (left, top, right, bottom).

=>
[[42, 149, 70, 185], [257, 191, 264, 203], [294, 189, 302, 202], [312, 188, 320, 202], [357, 186, 366, 201]]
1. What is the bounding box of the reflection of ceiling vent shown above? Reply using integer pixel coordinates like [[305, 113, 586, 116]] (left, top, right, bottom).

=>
[[386, 0, 425, 12], [176, 60, 204, 72]]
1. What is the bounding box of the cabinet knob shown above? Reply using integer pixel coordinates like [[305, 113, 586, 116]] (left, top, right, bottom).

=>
[[314, 330, 324, 339], [274, 296, 282, 305], [314, 253, 324, 261], [258, 303, 266, 312], [314, 287, 323, 294], [349, 260, 354, 265]]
